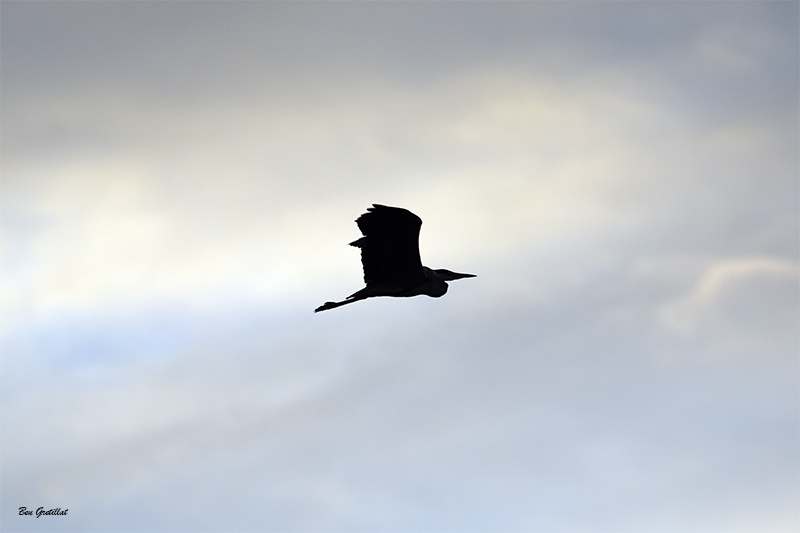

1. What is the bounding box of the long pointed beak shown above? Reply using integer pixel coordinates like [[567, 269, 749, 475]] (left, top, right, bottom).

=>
[[439, 270, 476, 281]]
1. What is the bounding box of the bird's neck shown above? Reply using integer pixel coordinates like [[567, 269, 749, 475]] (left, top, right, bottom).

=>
[[423, 267, 448, 297]]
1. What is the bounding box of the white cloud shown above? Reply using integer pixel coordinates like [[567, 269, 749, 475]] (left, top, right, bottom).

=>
[[660, 257, 799, 359]]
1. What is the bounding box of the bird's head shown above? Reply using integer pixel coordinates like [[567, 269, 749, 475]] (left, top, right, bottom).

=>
[[434, 269, 477, 281]]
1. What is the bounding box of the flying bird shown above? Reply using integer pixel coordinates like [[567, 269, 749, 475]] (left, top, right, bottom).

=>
[[315, 204, 476, 312]]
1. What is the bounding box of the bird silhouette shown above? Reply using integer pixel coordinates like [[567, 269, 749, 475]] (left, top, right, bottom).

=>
[[315, 204, 476, 312]]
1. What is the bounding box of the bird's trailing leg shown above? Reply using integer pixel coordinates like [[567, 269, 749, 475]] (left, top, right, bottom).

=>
[[314, 295, 366, 313]]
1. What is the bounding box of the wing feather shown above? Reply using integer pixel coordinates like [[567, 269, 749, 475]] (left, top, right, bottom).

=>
[[349, 204, 425, 289]]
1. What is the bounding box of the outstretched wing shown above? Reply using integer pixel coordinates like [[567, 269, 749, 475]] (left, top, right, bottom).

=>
[[349, 204, 426, 288]]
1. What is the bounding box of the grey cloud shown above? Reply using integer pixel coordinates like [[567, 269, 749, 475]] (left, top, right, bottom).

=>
[[3, 2, 795, 100], [2, 1, 797, 531], [4, 270, 796, 530]]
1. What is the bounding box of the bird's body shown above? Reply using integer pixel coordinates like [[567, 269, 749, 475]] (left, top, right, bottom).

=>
[[315, 205, 475, 312]]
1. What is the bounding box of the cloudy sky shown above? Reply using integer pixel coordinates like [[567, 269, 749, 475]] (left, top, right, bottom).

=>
[[1, 2, 798, 531]]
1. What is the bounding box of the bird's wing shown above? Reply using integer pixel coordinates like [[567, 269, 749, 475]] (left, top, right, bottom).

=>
[[349, 204, 426, 288]]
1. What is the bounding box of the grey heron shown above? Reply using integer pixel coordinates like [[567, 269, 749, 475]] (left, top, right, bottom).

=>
[[314, 204, 476, 312]]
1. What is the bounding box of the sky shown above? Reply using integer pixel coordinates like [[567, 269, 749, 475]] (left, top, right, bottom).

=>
[[1, 1, 798, 531]]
